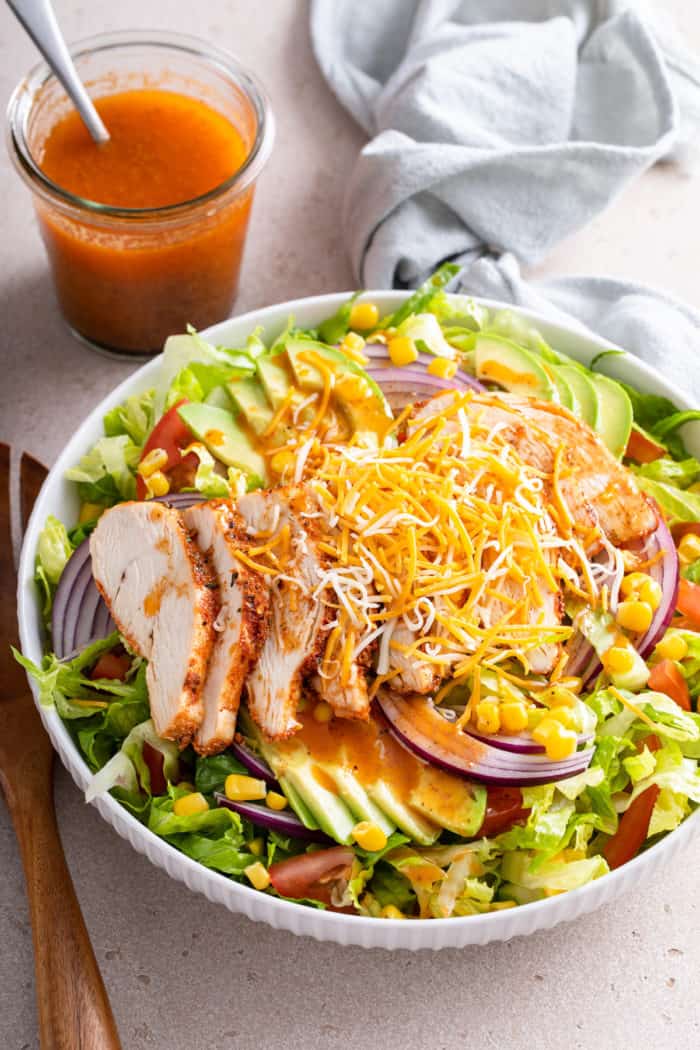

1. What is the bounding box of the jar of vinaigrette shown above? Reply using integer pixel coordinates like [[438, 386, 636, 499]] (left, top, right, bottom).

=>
[[6, 32, 274, 356]]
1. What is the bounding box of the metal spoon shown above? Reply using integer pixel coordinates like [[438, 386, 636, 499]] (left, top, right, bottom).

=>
[[7, 0, 110, 143]]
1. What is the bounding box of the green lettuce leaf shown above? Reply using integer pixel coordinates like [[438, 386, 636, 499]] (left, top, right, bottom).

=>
[[635, 475, 700, 523], [318, 293, 360, 344], [500, 852, 608, 896], [633, 457, 700, 490], [65, 435, 139, 506], [395, 313, 456, 357], [384, 263, 461, 328], [194, 752, 248, 795], [103, 390, 154, 445], [85, 719, 179, 802]]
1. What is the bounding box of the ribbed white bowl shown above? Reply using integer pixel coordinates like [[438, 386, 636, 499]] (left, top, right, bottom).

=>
[[17, 291, 700, 950]]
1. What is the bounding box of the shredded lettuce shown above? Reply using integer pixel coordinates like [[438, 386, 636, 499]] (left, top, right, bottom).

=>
[[34, 515, 72, 616], [103, 390, 154, 445], [635, 475, 700, 523], [383, 262, 460, 328], [85, 719, 179, 802], [318, 293, 360, 344], [65, 435, 140, 506], [395, 313, 456, 358]]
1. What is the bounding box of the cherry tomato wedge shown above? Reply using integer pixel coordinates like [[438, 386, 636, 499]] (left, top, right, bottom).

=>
[[624, 427, 666, 464], [676, 577, 700, 629], [478, 786, 529, 837], [269, 847, 354, 907], [648, 658, 691, 711], [603, 785, 660, 870], [142, 741, 170, 796], [136, 399, 194, 499], [90, 651, 131, 681]]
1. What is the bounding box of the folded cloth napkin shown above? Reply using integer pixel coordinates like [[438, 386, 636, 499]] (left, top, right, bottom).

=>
[[310, 0, 700, 395]]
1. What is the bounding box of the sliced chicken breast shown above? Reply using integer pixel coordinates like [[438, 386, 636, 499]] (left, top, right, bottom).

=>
[[90, 501, 217, 745], [237, 486, 328, 740], [389, 622, 442, 694], [183, 501, 269, 754], [411, 392, 657, 546], [313, 661, 371, 719]]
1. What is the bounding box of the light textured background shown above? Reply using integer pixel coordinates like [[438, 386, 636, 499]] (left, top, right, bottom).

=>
[[2, 2, 700, 1048]]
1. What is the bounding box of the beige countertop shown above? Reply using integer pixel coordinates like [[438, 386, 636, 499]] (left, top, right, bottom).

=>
[[2, 2, 699, 1048]]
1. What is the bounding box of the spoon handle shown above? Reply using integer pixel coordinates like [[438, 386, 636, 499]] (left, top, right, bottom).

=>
[[7, 752, 122, 1050], [7, 0, 109, 143]]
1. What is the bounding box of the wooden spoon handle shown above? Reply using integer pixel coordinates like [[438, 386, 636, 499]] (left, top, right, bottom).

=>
[[6, 757, 122, 1050]]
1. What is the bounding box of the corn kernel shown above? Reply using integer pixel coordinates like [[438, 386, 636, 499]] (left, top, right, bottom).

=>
[[335, 373, 370, 402], [475, 698, 501, 735], [500, 701, 529, 733], [427, 357, 458, 380], [270, 449, 295, 475], [349, 302, 380, 331], [147, 471, 170, 497], [678, 533, 700, 565], [172, 792, 209, 817], [616, 600, 653, 634], [244, 862, 271, 891], [544, 685, 578, 708], [602, 645, 635, 676], [380, 905, 406, 919], [224, 774, 267, 802], [266, 791, 288, 811], [352, 821, 388, 852], [137, 447, 169, 478], [78, 502, 103, 524], [638, 577, 662, 610], [313, 701, 333, 723], [620, 571, 650, 597], [388, 335, 418, 367], [655, 633, 688, 662], [546, 706, 574, 728], [532, 719, 577, 760], [247, 837, 264, 857]]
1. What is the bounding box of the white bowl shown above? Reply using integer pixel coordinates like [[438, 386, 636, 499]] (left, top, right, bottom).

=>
[[17, 291, 700, 950]]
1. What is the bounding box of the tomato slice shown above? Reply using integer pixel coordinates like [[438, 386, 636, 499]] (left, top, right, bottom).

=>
[[90, 652, 131, 681], [676, 577, 700, 628], [478, 786, 529, 837], [603, 785, 660, 870], [269, 847, 355, 907], [142, 741, 170, 796], [625, 427, 666, 464], [648, 658, 691, 711], [136, 399, 194, 499]]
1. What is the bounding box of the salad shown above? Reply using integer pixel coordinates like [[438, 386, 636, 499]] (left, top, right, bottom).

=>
[[16, 263, 700, 920]]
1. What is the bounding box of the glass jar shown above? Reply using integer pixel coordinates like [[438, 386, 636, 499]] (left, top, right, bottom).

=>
[[6, 31, 274, 357]]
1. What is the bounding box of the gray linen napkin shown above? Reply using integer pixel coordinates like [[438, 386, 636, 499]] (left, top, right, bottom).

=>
[[310, 0, 700, 395]]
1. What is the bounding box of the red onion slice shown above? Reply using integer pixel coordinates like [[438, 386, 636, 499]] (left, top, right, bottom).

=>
[[361, 342, 485, 409], [214, 794, 331, 842], [634, 513, 679, 657], [229, 739, 278, 785], [377, 691, 593, 786]]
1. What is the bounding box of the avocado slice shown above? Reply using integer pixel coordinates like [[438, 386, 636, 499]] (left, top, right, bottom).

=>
[[280, 764, 357, 845], [228, 376, 275, 436], [177, 402, 268, 483], [321, 763, 396, 836], [409, 767, 486, 838], [285, 337, 392, 443], [545, 366, 575, 411], [589, 374, 633, 459], [203, 384, 233, 410], [257, 354, 295, 411], [556, 365, 600, 429], [474, 335, 555, 400], [366, 781, 440, 846]]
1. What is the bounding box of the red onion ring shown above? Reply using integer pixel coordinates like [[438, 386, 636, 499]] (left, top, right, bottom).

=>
[[229, 739, 278, 785], [214, 794, 331, 842], [362, 342, 485, 409], [377, 691, 593, 786], [633, 510, 679, 657]]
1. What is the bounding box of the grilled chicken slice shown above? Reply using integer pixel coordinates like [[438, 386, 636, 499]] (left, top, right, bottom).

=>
[[90, 501, 217, 745], [475, 570, 563, 675], [183, 501, 269, 754], [312, 661, 371, 718], [412, 392, 657, 546], [237, 486, 328, 740], [389, 622, 442, 694]]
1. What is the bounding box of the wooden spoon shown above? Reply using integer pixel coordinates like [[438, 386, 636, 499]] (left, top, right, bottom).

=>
[[0, 444, 121, 1050]]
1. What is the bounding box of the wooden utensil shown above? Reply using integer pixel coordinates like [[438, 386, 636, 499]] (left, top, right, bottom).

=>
[[0, 443, 122, 1050]]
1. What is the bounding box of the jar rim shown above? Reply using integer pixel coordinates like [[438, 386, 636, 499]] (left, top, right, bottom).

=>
[[5, 29, 275, 221]]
